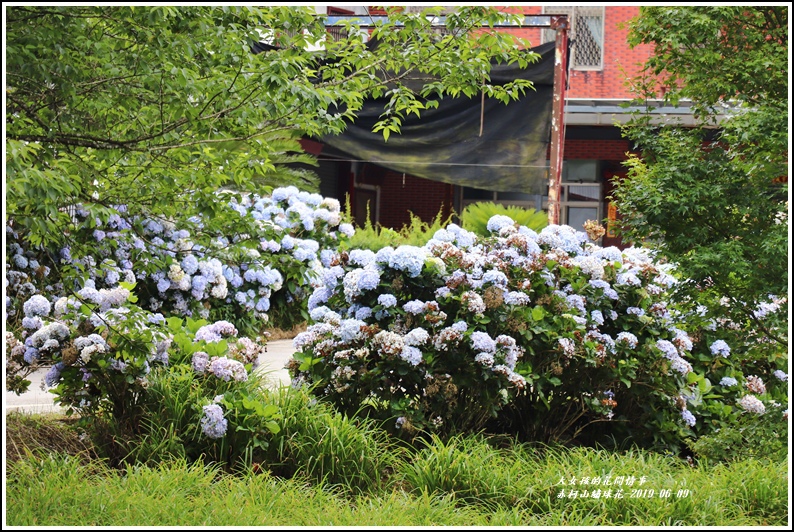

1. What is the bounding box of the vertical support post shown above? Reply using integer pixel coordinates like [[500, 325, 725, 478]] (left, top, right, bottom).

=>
[[547, 15, 569, 225]]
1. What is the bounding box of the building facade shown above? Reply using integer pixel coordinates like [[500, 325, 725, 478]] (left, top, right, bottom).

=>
[[306, 6, 692, 248]]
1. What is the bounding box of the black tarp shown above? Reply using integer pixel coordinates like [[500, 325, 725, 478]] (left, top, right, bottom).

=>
[[319, 41, 557, 194]]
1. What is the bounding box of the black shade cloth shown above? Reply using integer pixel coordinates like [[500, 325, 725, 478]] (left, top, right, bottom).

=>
[[319, 41, 557, 193]]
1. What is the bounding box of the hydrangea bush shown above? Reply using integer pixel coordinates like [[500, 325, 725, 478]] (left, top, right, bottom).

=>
[[5, 186, 353, 337], [288, 217, 788, 452], [11, 285, 280, 468]]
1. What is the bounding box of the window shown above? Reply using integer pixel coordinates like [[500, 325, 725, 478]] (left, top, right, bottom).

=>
[[542, 6, 604, 70]]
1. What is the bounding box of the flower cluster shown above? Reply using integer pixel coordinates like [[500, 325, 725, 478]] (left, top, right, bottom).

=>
[[5, 186, 354, 336]]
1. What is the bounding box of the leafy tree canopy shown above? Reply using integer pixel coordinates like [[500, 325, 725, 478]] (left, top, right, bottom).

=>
[[613, 6, 788, 347], [6, 5, 537, 250]]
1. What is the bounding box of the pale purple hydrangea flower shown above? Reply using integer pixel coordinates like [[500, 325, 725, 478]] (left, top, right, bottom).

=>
[[208, 356, 248, 382], [195, 321, 238, 343], [681, 409, 696, 427], [22, 316, 44, 329], [201, 404, 229, 439], [772, 370, 788, 382], [720, 377, 738, 387], [192, 352, 210, 373], [23, 295, 51, 317]]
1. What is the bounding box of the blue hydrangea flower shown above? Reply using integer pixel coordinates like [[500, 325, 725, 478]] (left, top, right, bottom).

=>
[[616, 332, 638, 349], [681, 409, 696, 427], [486, 215, 516, 234], [399, 345, 423, 366], [378, 294, 398, 308], [338, 319, 366, 342], [719, 376, 738, 387], [504, 291, 530, 306], [403, 300, 425, 315], [388, 246, 426, 278], [656, 340, 678, 359], [481, 269, 508, 287], [355, 306, 372, 320], [471, 331, 496, 353], [710, 340, 731, 358], [181, 255, 199, 275], [44, 362, 66, 388], [349, 249, 377, 267], [451, 321, 468, 333]]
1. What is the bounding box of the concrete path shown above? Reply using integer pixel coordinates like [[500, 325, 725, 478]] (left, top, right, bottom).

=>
[[4, 339, 298, 416]]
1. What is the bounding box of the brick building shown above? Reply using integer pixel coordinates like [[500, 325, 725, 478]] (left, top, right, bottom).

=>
[[305, 5, 698, 248]]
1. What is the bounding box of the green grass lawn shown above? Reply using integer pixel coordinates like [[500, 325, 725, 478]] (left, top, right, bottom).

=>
[[5, 411, 789, 527]]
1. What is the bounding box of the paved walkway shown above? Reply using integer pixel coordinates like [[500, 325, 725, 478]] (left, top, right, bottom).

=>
[[4, 339, 298, 415]]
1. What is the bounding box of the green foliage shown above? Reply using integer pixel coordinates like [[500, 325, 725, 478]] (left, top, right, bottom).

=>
[[626, 6, 787, 114], [460, 201, 547, 237], [616, 6, 788, 357], [257, 386, 396, 494], [342, 205, 453, 252], [6, 5, 537, 254], [6, 434, 789, 526], [685, 402, 788, 465]]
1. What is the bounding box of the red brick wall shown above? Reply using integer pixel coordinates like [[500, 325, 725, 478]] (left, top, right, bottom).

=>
[[493, 6, 654, 100], [558, 139, 635, 161], [377, 171, 454, 229]]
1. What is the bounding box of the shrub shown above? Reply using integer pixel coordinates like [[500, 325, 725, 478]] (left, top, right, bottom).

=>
[[342, 206, 453, 252], [685, 401, 788, 465], [5, 186, 353, 340], [12, 286, 280, 471], [460, 201, 547, 237], [287, 215, 786, 452], [291, 217, 691, 441]]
